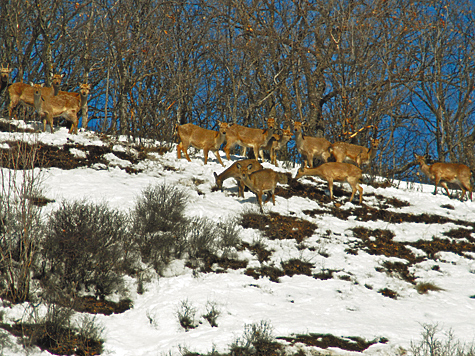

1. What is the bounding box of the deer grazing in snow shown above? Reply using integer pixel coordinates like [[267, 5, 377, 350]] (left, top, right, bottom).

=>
[[414, 153, 473, 201], [223, 118, 276, 161], [295, 162, 363, 204], [330, 138, 381, 168], [292, 120, 332, 168], [7, 74, 64, 119], [237, 162, 289, 213], [32, 83, 80, 134], [213, 159, 263, 197], [259, 126, 293, 167], [176, 121, 229, 166]]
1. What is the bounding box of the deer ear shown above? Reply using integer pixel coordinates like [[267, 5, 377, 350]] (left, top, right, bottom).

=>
[[247, 164, 253, 170], [236, 163, 241, 169]]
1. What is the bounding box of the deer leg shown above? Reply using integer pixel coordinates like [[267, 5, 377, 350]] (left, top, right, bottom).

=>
[[440, 181, 450, 197], [73, 119, 79, 134], [177, 142, 183, 159], [8, 102, 16, 119], [252, 146, 260, 162], [68, 120, 75, 134], [271, 148, 278, 167], [349, 182, 356, 203], [463, 181, 473, 201], [48, 116, 54, 133], [212, 149, 225, 167], [357, 184, 363, 204], [180, 142, 191, 162], [433, 177, 440, 195], [259, 148, 266, 162], [307, 154, 314, 168], [203, 149, 209, 165], [223, 143, 235, 160], [256, 192, 264, 213], [327, 179, 334, 200], [270, 190, 276, 205], [238, 180, 245, 197]]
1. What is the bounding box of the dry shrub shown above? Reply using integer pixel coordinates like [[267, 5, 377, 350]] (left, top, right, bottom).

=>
[[42, 200, 129, 299]]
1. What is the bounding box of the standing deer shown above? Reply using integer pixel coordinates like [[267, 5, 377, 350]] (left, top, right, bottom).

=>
[[176, 121, 229, 166], [237, 162, 289, 213], [223, 118, 276, 161], [330, 138, 381, 167], [292, 120, 332, 168], [0, 64, 12, 93], [259, 127, 293, 166], [56, 83, 91, 129], [295, 162, 363, 204], [32, 83, 80, 134], [7, 74, 64, 119], [414, 153, 473, 201], [213, 159, 263, 197]]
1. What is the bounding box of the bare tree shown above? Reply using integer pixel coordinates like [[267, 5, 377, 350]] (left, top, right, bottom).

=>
[[408, 1, 475, 165]]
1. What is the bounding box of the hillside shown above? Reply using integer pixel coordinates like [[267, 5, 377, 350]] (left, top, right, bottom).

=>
[[1, 122, 475, 356]]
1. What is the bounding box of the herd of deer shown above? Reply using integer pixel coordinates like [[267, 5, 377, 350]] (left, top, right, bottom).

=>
[[0, 64, 90, 134], [1, 66, 472, 211], [176, 119, 473, 212]]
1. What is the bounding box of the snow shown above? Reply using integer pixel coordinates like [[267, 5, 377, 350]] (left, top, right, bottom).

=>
[[1, 123, 475, 355]]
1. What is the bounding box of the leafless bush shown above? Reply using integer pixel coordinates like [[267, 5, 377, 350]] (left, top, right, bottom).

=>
[[42, 200, 130, 299], [230, 320, 281, 356], [176, 299, 198, 332], [411, 324, 475, 356], [0, 140, 45, 303], [184, 217, 240, 260], [131, 183, 189, 271], [203, 301, 221, 328], [132, 183, 241, 274], [20, 303, 103, 355]]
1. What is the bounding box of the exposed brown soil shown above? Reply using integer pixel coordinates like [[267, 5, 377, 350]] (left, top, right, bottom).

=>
[[185, 254, 249, 273], [0, 322, 103, 356], [0, 140, 169, 172], [277, 333, 388, 352], [73, 296, 133, 315], [240, 212, 318, 243]]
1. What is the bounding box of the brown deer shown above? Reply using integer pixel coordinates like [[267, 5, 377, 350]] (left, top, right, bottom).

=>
[[32, 83, 80, 134], [223, 118, 276, 161], [414, 153, 473, 201], [295, 162, 363, 204], [0, 64, 12, 93], [259, 126, 293, 167], [213, 159, 263, 197], [330, 138, 381, 167], [237, 162, 289, 213], [292, 120, 332, 168], [56, 83, 91, 129], [7, 74, 64, 119], [176, 121, 229, 166]]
